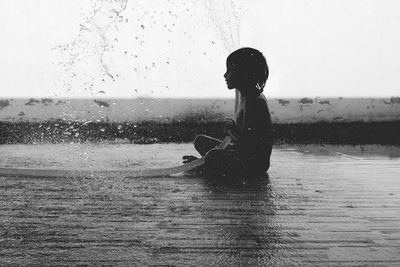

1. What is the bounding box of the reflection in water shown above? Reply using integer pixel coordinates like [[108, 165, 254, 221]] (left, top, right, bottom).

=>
[[287, 144, 400, 159], [198, 174, 285, 266]]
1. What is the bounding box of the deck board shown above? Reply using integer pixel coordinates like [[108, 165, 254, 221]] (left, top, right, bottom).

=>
[[0, 145, 400, 266]]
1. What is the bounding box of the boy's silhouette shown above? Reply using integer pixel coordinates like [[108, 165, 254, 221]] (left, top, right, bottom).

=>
[[183, 47, 273, 179]]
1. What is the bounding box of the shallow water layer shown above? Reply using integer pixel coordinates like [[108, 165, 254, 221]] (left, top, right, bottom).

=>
[[1, 144, 400, 266]]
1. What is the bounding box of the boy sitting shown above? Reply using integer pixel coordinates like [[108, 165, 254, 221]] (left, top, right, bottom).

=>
[[183, 47, 273, 178]]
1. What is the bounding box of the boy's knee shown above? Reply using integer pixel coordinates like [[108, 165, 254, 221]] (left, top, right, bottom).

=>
[[194, 134, 209, 152], [194, 134, 206, 146]]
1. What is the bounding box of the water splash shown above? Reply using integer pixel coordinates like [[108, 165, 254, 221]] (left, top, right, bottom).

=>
[[52, 0, 129, 96], [204, 0, 244, 119], [204, 0, 243, 52]]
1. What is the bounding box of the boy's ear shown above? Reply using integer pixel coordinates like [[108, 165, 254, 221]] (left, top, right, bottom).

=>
[[241, 73, 255, 85]]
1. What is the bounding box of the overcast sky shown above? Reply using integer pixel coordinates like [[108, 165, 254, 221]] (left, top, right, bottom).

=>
[[0, 0, 399, 98]]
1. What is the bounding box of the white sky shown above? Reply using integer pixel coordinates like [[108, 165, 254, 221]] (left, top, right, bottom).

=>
[[0, 0, 399, 98]]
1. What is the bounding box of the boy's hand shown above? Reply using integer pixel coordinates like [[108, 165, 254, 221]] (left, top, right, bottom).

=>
[[224, 121, 240, 142], [223, 120, 235, 134], [182, 155, 198, 164]]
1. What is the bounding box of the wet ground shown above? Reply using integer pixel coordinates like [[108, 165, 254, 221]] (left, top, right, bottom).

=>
[[1, 143, 400, 266]]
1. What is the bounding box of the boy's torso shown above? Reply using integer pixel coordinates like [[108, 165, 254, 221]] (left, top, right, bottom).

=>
[[234, 93, 272, 139], [233, 93, 273, 171]]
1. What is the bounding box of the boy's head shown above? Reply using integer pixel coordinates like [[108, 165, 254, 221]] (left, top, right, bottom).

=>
[[224, 47, 268, 93]]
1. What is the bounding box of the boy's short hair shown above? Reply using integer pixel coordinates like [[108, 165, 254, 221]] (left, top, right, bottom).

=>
[[227, 47, 269, 92]]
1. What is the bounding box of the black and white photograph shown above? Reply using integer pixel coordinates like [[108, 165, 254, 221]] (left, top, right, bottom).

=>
[[0, 0, 399, 266]]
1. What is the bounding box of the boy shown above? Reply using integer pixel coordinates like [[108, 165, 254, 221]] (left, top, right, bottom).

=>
[[183, 47, 273, 178]]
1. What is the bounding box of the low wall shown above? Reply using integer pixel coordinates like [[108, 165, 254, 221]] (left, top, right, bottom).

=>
[[0, 97, 399, 123]]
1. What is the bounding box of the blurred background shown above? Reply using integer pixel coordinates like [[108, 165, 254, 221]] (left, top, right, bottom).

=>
[[1, 0, 400, 99], [0, 0, 399, 144]]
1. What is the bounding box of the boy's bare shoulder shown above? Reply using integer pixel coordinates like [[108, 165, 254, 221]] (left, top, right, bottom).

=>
[[256, 94, 268, 103], [248, 94, 268, 109]]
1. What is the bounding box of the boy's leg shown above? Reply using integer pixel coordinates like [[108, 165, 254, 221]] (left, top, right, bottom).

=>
[[194, 134, 223, 156]]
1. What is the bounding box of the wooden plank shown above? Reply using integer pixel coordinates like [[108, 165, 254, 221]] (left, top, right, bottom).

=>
[[1, 145, 400, 265]]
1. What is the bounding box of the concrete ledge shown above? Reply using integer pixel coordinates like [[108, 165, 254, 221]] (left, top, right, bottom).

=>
[[1, 97, 399, 145], [1, 97, 400, 123]]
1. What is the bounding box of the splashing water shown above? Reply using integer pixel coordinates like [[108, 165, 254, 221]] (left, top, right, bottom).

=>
[[204, 0, 243, 52], [52, 0, 129, 96], [52, 0, 244, 97], [203, 0, 244, 119], [33, 0, 247, 203]]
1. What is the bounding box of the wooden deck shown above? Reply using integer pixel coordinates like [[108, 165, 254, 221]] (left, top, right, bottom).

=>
[[1, 144, 400, 266]]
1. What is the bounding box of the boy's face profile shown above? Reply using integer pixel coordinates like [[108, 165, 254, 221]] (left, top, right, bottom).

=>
[[224, 61, 240, 90], [224, 60, 253, 90]]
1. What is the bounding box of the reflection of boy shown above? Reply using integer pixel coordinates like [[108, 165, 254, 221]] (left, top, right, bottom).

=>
[[183, 47, 273, 178]]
